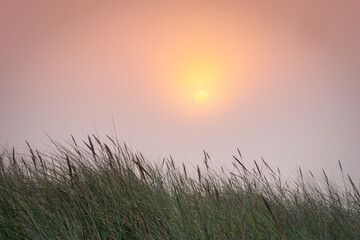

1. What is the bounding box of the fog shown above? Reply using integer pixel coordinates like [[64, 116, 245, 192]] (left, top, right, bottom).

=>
[[1, 0, 360, 182]]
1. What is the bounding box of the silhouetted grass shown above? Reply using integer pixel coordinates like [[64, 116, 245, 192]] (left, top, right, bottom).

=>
[[0, 135, 359, 239]]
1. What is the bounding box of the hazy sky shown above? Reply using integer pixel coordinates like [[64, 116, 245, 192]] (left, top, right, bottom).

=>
[[1, 1, 360, 180]]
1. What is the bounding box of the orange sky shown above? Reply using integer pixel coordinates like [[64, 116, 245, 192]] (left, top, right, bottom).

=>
[[1, 0, 360, 180]]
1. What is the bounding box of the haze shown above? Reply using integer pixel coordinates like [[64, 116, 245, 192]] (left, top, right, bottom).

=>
[[1, 1, 360, 180]]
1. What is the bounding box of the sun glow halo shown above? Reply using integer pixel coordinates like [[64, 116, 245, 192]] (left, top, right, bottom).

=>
[[174, 52, 224, 106], [162, 44, 238, 113], [194, 90, 210, 103]]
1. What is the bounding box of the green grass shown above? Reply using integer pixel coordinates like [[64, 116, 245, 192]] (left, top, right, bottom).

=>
[[0, 135, 359, 239]]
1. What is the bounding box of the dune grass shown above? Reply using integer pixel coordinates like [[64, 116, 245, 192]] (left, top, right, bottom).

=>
[[0, 135, 359, 239]]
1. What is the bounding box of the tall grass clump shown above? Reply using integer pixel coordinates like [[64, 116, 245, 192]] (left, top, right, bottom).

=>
[[0, 135, 359, 239]]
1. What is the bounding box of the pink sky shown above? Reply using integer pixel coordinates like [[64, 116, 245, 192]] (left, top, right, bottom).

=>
[[1, 0, 360, 180]]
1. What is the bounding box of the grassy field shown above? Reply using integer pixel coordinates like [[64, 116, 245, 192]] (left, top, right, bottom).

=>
[[0, 135, 359, 239]]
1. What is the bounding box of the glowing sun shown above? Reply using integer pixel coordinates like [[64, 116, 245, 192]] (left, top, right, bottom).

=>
[[194, 90, 210, 103], [166, 47, 231, 111]]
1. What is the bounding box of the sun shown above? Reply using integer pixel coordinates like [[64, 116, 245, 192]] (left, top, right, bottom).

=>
[[194, 90, 210, 103], [177, 54, 220, 105], [166, 47, 231, 111]]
